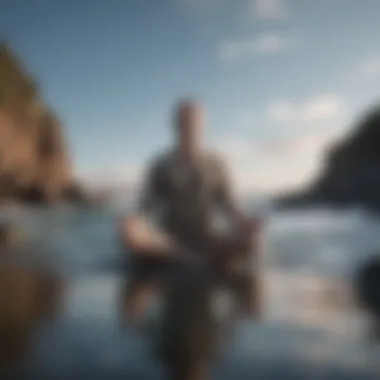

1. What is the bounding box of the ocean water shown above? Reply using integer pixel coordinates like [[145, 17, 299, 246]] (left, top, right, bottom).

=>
[[2, 204, 380, 379]]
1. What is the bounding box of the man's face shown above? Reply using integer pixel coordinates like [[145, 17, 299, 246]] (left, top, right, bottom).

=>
[[176, 103, 204, 149]]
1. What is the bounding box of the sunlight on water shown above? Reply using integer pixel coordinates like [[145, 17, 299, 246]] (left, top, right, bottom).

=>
[[2, 206, 380, 378]]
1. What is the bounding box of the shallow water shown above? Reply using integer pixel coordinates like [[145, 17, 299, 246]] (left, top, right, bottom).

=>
[[1, 206, 380, 379]]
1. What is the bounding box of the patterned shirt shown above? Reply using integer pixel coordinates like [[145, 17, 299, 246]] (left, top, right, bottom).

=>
[[138, 150, 236, 244]]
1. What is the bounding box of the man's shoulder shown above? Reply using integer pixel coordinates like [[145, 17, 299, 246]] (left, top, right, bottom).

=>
[[147, 150, 175, 172]]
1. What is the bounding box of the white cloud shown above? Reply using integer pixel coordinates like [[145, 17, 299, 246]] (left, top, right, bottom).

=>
[[213, 95, 345, 195], [261, 132, 337, 156], [223, 153, 321, 196], [214, 133, 331, 160], [252, 0, 289, 19], [220, 31, 300, 63], [235, 163, 317, 195], [214, 130, 338, 196], [267, 94, 345, 123], [214, 138, 259, 161], [360, 55, 380, 78]]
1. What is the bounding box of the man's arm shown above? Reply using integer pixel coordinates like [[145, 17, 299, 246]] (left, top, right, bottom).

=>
[[121, 157, 200, 262], [137, 159, 161, 219], [214, 157, 247, 224], [120, 158, 167, 254]]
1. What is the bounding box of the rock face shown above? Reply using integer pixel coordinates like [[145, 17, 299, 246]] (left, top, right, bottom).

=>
[[0, 43, 88, 205], [276, 106, 380, 210]]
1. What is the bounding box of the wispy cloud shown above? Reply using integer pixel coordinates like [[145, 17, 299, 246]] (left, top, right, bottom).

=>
[[215, 138, 254, 161], [360, 54, 380, 78], [214, 129, 339, 195], [251, 0, 289, 20], [216, 132, 335, 160], [219, 31, 300, 63], [260, 132, 336, 156], [213, 93, 346, 195], [267, 94, 345, 123]]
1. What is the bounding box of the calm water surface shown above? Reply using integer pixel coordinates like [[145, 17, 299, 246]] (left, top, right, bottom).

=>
[[2, 206, 380, 379]]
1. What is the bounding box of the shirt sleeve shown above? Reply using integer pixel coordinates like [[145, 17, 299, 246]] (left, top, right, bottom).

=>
[[214, 156, 237, 213], [137, 157, 163, 218]]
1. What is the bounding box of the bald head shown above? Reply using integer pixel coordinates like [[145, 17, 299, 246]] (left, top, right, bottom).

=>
[[174, 99, 205, 157]]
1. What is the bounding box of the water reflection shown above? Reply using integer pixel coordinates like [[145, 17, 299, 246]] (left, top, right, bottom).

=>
[[2, 209, 380, 379], [118, 274, 159, 330], [0, 259, 65, 373], [117, 258, 241, 380], [156, 264, 234, 380], [3, 266, 380, 380]]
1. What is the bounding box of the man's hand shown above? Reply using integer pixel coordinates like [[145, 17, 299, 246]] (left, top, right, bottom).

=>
[[120, 216, 171, 256], [119, 216, 202, 263]]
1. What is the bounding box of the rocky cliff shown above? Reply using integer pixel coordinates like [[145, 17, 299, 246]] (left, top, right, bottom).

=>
[[276, 105, 380, 210], [0, 43, 88, 205]]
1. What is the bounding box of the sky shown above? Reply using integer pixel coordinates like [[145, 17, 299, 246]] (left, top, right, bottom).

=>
[[1, 0, 380, 196]]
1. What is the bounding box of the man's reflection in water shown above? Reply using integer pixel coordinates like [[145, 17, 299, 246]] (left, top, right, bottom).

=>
[[0, 260, 65, 372], [118, 258, 173, 330], [119, 259, 246, 380], [157, 265, 224, 380]]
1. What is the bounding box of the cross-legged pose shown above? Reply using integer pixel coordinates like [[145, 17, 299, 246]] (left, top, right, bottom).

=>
[[119, 99, 264, 329]]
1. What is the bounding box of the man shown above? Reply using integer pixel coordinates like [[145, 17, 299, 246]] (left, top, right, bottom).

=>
[[120, 99, 262, 326]]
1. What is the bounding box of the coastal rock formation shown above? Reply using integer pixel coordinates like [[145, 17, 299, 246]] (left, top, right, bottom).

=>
[[0, 43, 88, 205], [276, 106, 380, 210]]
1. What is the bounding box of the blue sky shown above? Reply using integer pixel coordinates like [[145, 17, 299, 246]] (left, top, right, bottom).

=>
[[1, 0, 380, 195]]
